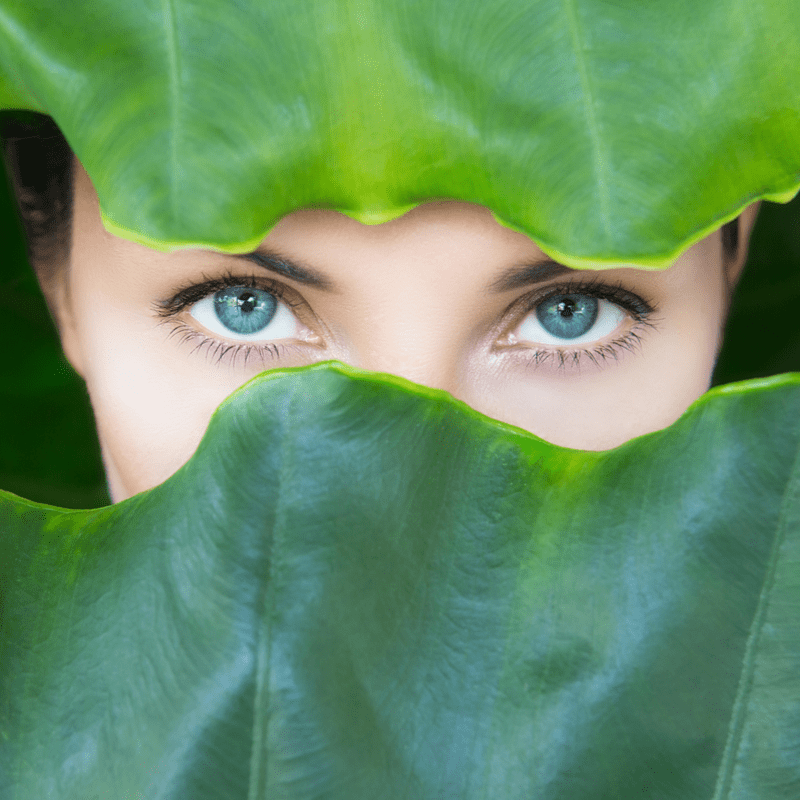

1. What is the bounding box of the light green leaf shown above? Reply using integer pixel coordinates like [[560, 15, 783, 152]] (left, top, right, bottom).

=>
[[2, 363, 799, 798], [0, 1, 797, 267]]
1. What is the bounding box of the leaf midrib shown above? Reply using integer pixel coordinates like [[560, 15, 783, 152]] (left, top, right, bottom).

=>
[[562, 0, 611, 244], [162, 0, 180, 225]]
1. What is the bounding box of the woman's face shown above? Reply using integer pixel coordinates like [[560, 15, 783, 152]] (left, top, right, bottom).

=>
[[54, 159, 759, 502]]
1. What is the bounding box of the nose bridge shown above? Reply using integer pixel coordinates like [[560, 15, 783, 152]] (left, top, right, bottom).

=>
[[355, 322, 462, 394], [345, 290, 465, 394]]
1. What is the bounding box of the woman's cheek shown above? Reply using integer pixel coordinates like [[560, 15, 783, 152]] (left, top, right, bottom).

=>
[[83, 327, 244, 500]]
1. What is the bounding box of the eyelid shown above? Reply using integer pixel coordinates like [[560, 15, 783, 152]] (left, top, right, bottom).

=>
[[155, 269, 659, 374], [511, 276, 657, 322], [492, 276, 660, 366], [153, 269, 307, 319]]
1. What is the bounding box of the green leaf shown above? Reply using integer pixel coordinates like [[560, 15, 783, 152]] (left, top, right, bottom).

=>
[[0, 1, 797, 267], [2, 362, 799, 798]]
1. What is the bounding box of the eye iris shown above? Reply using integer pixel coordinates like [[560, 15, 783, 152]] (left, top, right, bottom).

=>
[[536, 294, 599, 339], [213, 287, 277, 335]]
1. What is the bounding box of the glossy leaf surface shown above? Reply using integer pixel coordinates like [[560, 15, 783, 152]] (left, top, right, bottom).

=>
[[0, 1, 798, 267], [2, 363, 799, 798]]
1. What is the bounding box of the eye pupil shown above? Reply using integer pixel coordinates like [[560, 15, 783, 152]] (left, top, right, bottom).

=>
[[557, 300, 574, 318], [238, 292, 257, 313]]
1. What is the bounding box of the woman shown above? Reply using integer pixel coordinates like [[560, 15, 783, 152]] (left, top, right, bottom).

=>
[[2, 113, 761, 502]]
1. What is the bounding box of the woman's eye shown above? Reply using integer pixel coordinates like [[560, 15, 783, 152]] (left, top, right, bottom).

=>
[[189, 286, 301, 341], [514, 292, 627, 346]]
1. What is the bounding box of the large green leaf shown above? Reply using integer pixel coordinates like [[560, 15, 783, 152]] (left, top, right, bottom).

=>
[[0, 0, 797, 267], [2, 362, 799, 798]]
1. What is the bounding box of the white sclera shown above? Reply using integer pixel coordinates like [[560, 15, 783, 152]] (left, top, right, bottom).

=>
[[189, 290, 300, 342], [517, 298, 625, 346]]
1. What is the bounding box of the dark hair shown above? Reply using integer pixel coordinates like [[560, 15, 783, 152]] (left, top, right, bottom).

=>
[[0, 111, 73, 292], [0, 112, 741, 288]]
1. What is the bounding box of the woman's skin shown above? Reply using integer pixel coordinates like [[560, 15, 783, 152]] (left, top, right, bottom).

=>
[[48, 158, 760, 502]]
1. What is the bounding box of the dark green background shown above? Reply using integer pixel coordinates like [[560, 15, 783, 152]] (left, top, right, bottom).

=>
[[1, 157, 798, 510]]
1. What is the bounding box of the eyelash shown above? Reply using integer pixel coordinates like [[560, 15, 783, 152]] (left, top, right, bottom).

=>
[[153, 269, 661, 372], [502, 276, 661, 373], [153, 269, 308, 369]]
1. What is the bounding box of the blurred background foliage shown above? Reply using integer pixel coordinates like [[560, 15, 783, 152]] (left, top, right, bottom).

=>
[[0, 156, 108, 509], [713, 196, 800, 386], [0, 155, 798, 510]]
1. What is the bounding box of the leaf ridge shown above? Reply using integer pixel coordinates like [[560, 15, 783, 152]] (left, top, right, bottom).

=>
[[711, 432, 800, 799], [561, 0, 612, 244], [247, 602, 272, 799], [247, 378, 301, 798], [161, 0, 180, 224]]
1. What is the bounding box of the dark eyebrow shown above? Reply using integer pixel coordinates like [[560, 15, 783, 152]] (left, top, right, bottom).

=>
[[230, 249, 335, 291], [488, 259, 578, 293], [232, 249, 576, 294]]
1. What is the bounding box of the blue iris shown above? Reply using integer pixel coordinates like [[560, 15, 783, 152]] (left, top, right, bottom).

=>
[[213, 287, 277, 335], [536, 294, 598, 339]]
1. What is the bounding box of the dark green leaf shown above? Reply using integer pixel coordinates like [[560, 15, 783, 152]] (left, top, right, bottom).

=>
[[2, 363, 799, 798]]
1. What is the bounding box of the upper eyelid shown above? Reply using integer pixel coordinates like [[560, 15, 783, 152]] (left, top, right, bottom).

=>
[[152, 272, 299, 318], [512, 277, 657, 320]]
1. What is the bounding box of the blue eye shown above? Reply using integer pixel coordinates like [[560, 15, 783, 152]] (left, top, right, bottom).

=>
[[517, 292, 625, 346], [189, 285, 300, 341], [214, 287, 277, 335], [536, 294, 598, 339]]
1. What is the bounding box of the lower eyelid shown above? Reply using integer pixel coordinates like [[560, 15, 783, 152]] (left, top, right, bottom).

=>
[[163, 320, 300, 367], [497, 315, 657, 374]]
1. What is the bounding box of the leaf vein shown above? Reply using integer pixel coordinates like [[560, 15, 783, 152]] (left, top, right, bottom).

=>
[[711, 433, 800, 798], [161, 0, 180, 224], [562, 0, 612, 243]]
